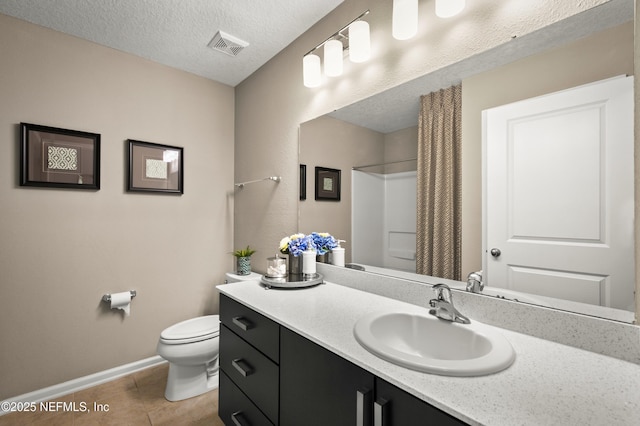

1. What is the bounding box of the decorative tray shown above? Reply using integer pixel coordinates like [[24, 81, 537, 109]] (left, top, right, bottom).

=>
[[260, 273, 324, 289]]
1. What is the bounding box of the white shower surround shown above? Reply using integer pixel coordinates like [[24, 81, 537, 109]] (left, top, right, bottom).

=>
[[352, 170, 416, 272]]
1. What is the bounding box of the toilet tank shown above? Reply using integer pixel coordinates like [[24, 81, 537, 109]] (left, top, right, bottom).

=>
[[225, 271, 262, 283]]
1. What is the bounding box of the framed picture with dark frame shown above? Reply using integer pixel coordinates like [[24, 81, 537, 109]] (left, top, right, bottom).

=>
[[315, 166, 341, 201], [300, 164, 307, 200], [127, 140, 183, 194], [20, 122, 101, 190]]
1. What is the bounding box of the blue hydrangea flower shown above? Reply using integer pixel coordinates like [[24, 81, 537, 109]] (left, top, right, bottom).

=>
[[288, 235, 310, 257], [311, 232, 338, 255], [280, 233, 310, 257]]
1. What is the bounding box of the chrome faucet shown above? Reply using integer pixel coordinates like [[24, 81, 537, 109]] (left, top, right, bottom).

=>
[[429, 283, 471, 324], [466, 271, 484, 293]]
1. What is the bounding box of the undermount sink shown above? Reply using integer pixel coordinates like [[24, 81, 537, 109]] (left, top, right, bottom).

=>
[[353, 310, 515, 377]]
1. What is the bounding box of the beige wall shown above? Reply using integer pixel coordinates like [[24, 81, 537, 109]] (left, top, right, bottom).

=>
[[461, 20, 634, 278], [384, 127, 418, 166], [635, 0, 640, 323], [299, 116, 384, 262], [0, 14, 234, 399], [298, 119, 417, 263], [234, 0, 615, 269]]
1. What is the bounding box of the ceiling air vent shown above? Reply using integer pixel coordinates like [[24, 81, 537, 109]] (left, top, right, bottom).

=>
[[208, 30, 249, 57]]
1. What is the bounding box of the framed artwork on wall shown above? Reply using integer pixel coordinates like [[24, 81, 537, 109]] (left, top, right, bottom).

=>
[[315, 166, 341, 201], [20, 122, 101, 190], [127, 140, 183, 194]]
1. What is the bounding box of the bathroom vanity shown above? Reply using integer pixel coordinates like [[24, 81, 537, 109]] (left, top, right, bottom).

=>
[[219, 294, 464, 425], [217, 280, 640, 425]]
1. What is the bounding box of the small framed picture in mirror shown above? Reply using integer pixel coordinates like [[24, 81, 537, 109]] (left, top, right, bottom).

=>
[[315, 166, 340, 201]]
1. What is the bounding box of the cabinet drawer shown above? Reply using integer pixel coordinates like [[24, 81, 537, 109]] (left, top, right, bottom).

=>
[[220, 294, 280, 362], [220, 325, 279, 424], [219, 371, 275, 426]]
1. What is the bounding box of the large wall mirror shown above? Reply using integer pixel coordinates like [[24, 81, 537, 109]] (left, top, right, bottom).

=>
[[299, 0, 636, 323]]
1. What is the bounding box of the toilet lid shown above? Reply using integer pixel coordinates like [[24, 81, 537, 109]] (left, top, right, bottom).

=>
[[160, 315, 220, 343]]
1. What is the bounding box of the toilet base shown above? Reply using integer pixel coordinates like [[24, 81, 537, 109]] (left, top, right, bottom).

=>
[[164, 362, 219, 402]]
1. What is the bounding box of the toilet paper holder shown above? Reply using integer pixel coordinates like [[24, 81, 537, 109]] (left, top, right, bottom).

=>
[[102, 290, 137, 303]]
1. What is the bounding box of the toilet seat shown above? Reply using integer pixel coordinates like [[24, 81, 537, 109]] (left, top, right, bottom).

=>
[[160, 315, 220, 345]]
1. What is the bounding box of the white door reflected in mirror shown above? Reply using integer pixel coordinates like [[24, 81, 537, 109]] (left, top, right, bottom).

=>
[[483, 76, 635, 312]]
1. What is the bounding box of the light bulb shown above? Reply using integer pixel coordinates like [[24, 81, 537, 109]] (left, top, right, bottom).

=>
[[303, 54, 321, 88], [436, 0, 466, 18], [349, 21, 370, 63], [392, 0, 418, 40], [324, 39, 343, 77]]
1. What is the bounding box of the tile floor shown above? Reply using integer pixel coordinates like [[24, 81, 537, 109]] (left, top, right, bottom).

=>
[[0, 363, 225, 425]]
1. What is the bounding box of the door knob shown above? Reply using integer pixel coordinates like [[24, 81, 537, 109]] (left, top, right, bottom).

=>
[[490, 248, 501, 258]]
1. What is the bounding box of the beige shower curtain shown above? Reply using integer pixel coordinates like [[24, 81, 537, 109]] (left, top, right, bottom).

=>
[[416, 84, 462, 280]]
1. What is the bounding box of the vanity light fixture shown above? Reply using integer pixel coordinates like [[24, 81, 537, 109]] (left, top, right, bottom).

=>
[[302, 10, 370, 88], [303, 54, 322, 88], [324, 39, 344, 77], [435, 0, 466, 18], [392, 0, 418, 40], [349, 20, 370, 63]]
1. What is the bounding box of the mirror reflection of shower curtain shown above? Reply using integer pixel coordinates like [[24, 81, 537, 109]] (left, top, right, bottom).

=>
[[416, 84, 462, 280]]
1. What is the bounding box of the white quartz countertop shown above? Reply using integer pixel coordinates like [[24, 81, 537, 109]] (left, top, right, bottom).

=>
[[218, 280, 640, 426]]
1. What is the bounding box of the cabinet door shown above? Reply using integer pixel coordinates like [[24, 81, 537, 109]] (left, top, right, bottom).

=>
[[280, 326, 374, 426], [375, 378, 468, 426]]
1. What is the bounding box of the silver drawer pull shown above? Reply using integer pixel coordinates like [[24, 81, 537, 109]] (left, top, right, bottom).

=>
[[232, 316, 253, 331], [374, 399, 388, 426], [231, 410, 249, 426], [231, 358, 254, 377], [356, 388, 372, 426]]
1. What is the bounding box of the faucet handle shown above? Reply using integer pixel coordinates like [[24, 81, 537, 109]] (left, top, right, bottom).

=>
[[466, 272, 484, 293], [430, 283, 471, 324], [432, 283, 452, 302]]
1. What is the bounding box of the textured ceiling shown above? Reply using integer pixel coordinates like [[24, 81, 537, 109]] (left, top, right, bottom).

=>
[[0, 0, 344, 87], [329, 0, 633, 134]]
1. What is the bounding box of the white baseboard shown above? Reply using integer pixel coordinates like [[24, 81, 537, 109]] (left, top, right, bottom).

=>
[[0, 356, 166, 416]]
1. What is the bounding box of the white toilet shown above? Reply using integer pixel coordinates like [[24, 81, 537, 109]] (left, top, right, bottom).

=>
[[156, 271, 261, 401], [157, 315, 221, 401]]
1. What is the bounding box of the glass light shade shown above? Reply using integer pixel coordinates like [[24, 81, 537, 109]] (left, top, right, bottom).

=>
[[303, 54, 321, 88], [324, 39, 343, 77], [349, 21, 370, 63], [392, 0, 418, 40], [435, 0, 466, 18]]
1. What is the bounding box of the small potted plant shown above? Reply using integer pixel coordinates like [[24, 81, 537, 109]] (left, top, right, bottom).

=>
[[233, 245, 256, 276]]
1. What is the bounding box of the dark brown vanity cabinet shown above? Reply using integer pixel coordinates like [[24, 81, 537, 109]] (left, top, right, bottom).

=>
[[374, 378, 467, 426], [280, 326, 467, 426], [280, 326, 374, 426], [219, 294, 468, 426], [219, 295, 279, 426]]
